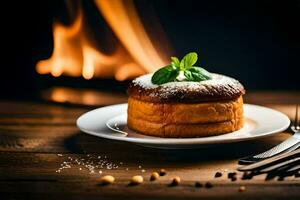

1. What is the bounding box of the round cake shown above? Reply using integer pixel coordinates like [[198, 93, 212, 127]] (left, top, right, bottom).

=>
[[127, 73, 245, 138]]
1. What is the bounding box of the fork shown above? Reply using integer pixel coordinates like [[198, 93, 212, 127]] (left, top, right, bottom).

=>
[[238, 104, 300, 164]]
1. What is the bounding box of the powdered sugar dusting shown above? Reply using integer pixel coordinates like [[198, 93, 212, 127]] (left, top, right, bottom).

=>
[[131, 73, 243, 101], [132, 73, 238, 89], [132, 73, 156, 89]]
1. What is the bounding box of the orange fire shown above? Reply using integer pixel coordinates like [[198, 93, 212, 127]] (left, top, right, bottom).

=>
[[36, 0, 170, 81]]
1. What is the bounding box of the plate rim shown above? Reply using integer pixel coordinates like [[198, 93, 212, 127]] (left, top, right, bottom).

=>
[[77, 103, 290, 145]]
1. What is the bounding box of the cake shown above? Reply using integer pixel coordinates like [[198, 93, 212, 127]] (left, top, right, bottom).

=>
[[127, 52, 245, 138]]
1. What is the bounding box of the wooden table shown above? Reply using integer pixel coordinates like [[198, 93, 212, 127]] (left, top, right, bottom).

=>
[[1, 91, 299, 200]]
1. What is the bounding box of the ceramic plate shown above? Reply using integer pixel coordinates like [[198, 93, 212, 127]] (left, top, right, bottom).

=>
[[77, 104, 290, 149]]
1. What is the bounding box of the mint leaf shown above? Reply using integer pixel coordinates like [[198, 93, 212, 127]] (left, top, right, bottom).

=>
[[180, 52, 198, 68], [171, 57, 180, 67], [151, 65, 179, 85], [151, 52, 212, 85], [184, 66, 212, 81], [189, 67, 212, 79]]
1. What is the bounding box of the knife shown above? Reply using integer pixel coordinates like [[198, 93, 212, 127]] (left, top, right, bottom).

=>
[[238, 148, 300, 172], [238, 132, 300, 164]]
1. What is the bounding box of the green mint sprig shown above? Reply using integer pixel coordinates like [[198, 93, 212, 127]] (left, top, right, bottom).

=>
[[151, 52, 212, 85]]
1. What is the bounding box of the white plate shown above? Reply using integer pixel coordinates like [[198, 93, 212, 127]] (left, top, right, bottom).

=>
[[77, 104, 290, 149]]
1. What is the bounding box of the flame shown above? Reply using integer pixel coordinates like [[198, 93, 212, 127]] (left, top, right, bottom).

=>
[[36, 0, 170, 80]]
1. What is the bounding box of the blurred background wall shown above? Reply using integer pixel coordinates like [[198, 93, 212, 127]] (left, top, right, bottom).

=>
[[1, 0, 299, 99]]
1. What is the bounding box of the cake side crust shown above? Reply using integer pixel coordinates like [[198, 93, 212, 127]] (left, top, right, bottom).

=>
[[127, 95, 244, 138]]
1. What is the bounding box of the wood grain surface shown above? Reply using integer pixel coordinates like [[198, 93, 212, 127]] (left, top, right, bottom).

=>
[[0, 91, 299, 200]]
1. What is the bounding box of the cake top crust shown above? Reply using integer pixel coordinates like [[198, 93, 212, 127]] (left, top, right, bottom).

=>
[[127, 73, 245, 103]]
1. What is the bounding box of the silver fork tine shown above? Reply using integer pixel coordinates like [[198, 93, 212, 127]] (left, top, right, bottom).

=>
[[295, 104, 299, 130]]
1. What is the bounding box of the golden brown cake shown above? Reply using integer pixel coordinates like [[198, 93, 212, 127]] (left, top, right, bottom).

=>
[[127, 73, 245, 138]]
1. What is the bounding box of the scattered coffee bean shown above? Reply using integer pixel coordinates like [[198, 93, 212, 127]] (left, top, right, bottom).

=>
[[130, 175, 143, 185], [228, 172, 237, 182], [242, 172, 253, 180], [150, 172, 159, 181], [159, 169, 167, 176], [239, 185, 246, 192], [205, 182, 213, 188], [215, 172, 222, 178], [170, 176, 181, 186], [195, 181, 203, 188], [100, 175, 115, 185], [295, 172, 300, 178], [228, 172, 237, 179], [278, 176, 284, 181]]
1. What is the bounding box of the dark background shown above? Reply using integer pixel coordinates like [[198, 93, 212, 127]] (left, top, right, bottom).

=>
[[1, 0, 299, 99]]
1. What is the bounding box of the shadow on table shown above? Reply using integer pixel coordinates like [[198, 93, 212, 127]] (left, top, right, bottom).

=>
[[63, 131, 291, 166]]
